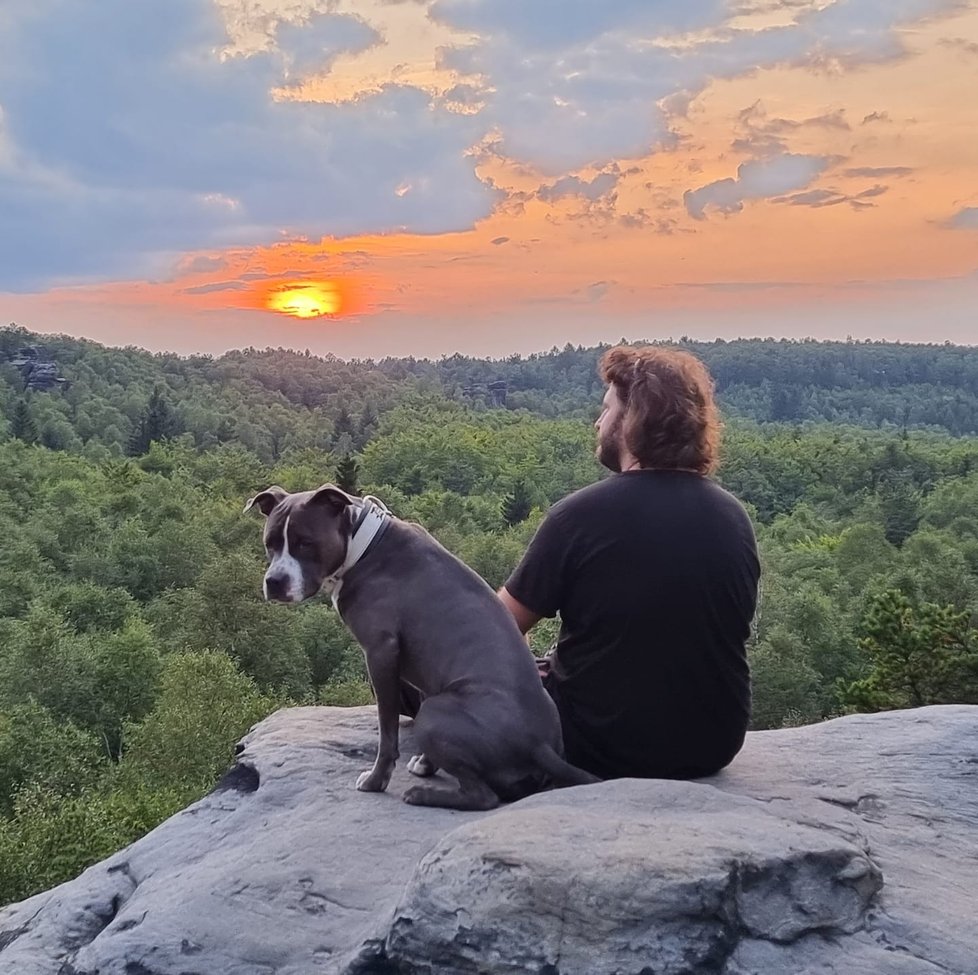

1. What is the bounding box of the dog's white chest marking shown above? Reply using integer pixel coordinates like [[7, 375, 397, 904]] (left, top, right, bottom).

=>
[[266, 514, 304, 602]]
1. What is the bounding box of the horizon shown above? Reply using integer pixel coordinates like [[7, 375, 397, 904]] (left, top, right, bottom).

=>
[[8, 323, 978, 367], [2, 0, 977, 359]]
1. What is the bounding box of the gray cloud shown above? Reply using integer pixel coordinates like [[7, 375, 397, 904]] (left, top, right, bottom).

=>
[[0, 0, 968, 290], [949, 207, 978, 229], [586, 281, 611, 302], [774, 183, 889, 209], [181, 280, 251, 294], [618, 210, 679, 233], [537, 172, 621, 203], [276, 13, 382, 83], [939, 36, 978, 56], [431, 0, 962, 176], [177, 255, 229, 275], [684, 154, 830, 220], [842, 166, 914, 178], [0, 0, 497, 290], [732, 102, 850, 154], [430, 0, 728, 52], [797, 0, 970, 69], [435, 17, 813, 174]]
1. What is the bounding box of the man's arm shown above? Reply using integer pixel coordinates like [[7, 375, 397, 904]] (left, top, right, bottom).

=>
[[497, 586, 542, 635]]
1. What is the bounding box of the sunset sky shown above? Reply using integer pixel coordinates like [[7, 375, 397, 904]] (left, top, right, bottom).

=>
[[1, 0, 977, 359]]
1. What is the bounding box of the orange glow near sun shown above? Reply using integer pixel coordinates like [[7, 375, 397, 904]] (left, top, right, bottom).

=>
[[267, 281, 342, 319]]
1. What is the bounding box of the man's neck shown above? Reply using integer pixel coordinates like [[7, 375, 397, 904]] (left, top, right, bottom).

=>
[[620, 458, 701, 475]]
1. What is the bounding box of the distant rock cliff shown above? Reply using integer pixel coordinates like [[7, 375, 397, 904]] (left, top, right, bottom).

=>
[[4, 344, 68, 392], [1, 705, 975, 974]]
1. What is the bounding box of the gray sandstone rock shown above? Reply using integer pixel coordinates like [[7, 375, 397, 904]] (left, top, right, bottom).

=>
[[0, 704, 975, 975]]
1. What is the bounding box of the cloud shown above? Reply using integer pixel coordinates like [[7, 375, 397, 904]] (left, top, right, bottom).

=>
[[731, 102, 850, 154], [841, 166, 914, 178], [0, 0, 970, 291], [181, 280, 251, 294], [275, 13, 382, 83], [537, 172, 621, 203], [949, 207, 978, 229], [430, 0, 964, 175], [586, 280, 611, 302], [434, 14, 813, 174], [774, 183, 889, 209], [0, 0, 497, 290], [429, 0, 728, 52], [490, 236, 510, 246], [798, 0, 971, 69], [939, 37, 978, 57], [684, 154, 829, 220], [776, 188, 848, 208], [177, 255, 229, 275]]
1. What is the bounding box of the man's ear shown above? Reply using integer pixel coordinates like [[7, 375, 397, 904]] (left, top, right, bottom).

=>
[[310, 484, 354, 511], [243, 485, 288, 516]]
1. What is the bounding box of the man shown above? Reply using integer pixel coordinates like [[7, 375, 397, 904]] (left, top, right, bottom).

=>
[[498, 345, 760, 780]]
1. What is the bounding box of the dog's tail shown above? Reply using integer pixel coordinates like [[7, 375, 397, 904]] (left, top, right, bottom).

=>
[[531, 742, 602, 787]]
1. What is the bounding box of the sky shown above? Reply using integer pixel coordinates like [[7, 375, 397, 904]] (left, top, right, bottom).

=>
[[1, 0, 977, 360]]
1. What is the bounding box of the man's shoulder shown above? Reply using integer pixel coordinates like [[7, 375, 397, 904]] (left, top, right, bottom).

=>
[[552, 471, 752, 524], [698, 476, 755, 519], [546, 471, 752, 512], [547, 476, 617, 517]]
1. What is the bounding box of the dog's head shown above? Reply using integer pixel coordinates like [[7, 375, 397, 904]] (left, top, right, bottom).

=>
[[244, 484, 354, 603]]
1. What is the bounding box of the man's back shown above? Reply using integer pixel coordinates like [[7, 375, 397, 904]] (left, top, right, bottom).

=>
[[505, 469, 760, 779]]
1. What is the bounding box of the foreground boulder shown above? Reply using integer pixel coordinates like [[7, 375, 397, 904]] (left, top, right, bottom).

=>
[[1, 705, 975, 974]]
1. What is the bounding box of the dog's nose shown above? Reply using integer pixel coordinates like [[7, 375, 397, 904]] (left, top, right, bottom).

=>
[[264, 572, 288, 600]]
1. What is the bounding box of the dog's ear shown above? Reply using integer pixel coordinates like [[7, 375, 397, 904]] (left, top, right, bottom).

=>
[[244, 485, 288, 516], [310, 484, 354, 511]]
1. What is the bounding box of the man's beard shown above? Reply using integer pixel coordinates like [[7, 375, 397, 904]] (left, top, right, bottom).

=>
[[596, 417, 623, 472]]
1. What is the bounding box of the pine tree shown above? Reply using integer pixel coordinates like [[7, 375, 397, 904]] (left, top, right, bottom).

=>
[[215, 417, 236, 443], [356, 403, 377, 448], [334, 406, 354, 438], [335, 454, 360, 495], [145, 387, 174, 444], [501, 479, 533, 527], [128, 387, 175, 456], [11, 398, 37, 444], [127, 417, 149, 457], [877, 472, 921, 548], [842, 590, 978, 712]]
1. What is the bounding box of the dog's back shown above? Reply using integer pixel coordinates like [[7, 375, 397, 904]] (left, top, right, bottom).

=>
[[339, 517, 547, 693]]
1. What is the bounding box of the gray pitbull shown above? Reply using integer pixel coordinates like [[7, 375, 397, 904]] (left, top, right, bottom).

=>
[[245, 483, 599, 810]]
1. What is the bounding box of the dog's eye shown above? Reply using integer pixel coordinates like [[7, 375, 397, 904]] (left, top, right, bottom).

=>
[[294, 539, 314, 554]]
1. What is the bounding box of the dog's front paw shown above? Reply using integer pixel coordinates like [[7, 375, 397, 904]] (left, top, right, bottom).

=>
[[356, 769, 391, 792], [406, 753, 437, 777]]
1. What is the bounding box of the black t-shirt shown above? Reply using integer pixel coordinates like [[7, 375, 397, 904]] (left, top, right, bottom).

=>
[[505, 469, 760, 780]]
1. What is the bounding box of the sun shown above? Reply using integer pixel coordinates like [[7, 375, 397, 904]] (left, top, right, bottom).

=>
[[267, 281, 342, 319]]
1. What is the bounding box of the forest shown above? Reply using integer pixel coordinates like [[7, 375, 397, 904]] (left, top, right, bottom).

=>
[[1, 323, 976, 906]]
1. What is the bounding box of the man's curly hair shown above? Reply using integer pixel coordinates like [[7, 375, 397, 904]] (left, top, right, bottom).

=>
[[598, 345, 721, 475]]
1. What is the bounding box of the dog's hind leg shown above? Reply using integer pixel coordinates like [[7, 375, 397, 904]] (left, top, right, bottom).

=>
[[402, 696, 499, 808], [402, 771, 499, 811]]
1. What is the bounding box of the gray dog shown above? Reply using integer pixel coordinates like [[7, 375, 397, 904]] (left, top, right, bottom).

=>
[[245, 484, 599, 810]]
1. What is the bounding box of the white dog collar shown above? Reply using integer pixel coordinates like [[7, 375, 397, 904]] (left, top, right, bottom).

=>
[[322, 496, 391, 610]]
